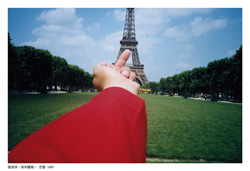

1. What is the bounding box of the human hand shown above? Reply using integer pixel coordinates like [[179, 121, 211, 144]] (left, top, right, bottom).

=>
[[93, 49, 140, 95]]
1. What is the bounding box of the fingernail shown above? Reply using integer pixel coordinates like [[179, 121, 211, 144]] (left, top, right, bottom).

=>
[[122, 70, 129, 77]]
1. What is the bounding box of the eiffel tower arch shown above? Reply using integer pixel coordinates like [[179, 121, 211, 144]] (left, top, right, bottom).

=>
[[114, 8, 149, 86]]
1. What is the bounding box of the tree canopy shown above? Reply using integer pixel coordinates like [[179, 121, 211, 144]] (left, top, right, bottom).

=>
[[143, 45, 242, 102], [8, 33, 93, 93]]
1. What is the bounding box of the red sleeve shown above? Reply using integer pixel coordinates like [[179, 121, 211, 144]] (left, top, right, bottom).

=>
[[8, 87, 147, 163]]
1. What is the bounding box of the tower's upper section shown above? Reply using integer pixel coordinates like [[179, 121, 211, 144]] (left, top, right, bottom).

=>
[[120, 8, 138, 45]]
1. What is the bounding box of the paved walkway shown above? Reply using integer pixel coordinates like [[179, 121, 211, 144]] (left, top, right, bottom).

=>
[[9, 91, 67, 94], [146, 157, 206, 163], [188, 97, 241, 104]]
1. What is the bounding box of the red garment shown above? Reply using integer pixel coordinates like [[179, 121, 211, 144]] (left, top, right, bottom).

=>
[[8, 87, 147, 163]]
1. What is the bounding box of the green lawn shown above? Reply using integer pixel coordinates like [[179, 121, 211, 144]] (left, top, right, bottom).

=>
[[141, 94, 242, 163], [8, 92, 97, 151], [8, 92, 242, 162]]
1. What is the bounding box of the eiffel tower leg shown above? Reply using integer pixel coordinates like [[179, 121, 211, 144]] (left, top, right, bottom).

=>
[[131, 48, 141, 66], [130, 66, 149, 86]]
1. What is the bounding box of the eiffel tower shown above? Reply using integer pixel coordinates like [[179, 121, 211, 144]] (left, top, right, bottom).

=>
[[114, 8, 148, 85]]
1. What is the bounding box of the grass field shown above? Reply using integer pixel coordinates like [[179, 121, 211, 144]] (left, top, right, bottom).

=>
[[8, 92, 97, 151], [141, 94, 242, 162], [8, 92, 242, 162]]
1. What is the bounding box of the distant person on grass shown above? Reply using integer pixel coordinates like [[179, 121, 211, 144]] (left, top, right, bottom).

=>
[[8, 49, 147, 163]]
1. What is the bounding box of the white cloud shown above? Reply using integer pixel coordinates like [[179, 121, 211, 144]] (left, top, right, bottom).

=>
[[164, 26, 189, 41], [87, 23, 101, 32], [22, 8, 127, 74], [59, 34, 95, 48], [227, 49, 236, 56], [112, 9, 126, 21], [24, 8, 87, 46], [185, 44, 195, 51], [164, 8, 213, 17], [37, 8, 83, 29], [100, 30, 123, 52], [190, 17, 227, 37], [177, 52, 192, 59], [164, 17, 227, 40], [31, 24, 83, 39], [111, 8, 212, 37], [22, 8, 98, 73], [24, 38, 50, 47], [175, 62, 190, 69], [109, 8, 217, 63], [109, 8, 215, 81], [136, 9, 170, 36], [20, 8, 230, 82], [135, 8, 213, 36], [138, 36, 163, 54]]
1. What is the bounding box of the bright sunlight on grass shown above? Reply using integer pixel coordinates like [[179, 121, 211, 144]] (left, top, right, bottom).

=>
[[140, 94, 242, 162], [8, 92, 242, 162]]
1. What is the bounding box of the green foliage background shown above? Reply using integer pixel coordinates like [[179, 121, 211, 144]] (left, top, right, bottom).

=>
[[8, 33, 93, 93], [143, 45, 242, 102]]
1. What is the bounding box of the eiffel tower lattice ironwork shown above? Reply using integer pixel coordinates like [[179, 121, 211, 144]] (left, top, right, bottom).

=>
[[114, 8, 148, 86]]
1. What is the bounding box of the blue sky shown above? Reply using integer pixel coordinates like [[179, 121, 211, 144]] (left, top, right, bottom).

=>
[[8, 8, 242, 82]]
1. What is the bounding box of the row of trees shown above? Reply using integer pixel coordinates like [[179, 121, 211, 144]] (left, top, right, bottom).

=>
[[142, 45, 242, 102], [8, 33, 93, 93], [140, 81, 160, 94]]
